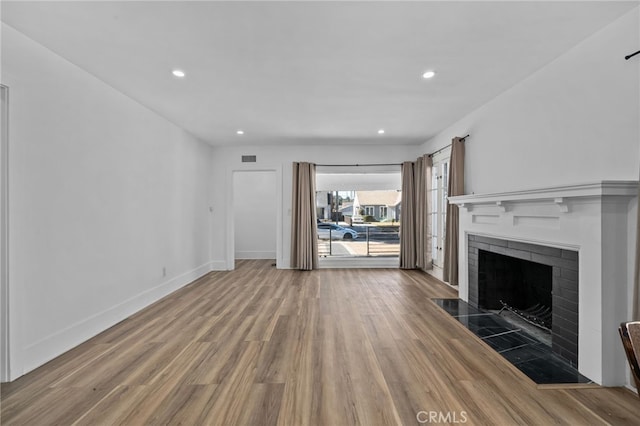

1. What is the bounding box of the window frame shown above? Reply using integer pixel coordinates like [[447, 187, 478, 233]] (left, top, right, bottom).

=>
[[429, 149, 451, 268], [379, 206, 388, 219]]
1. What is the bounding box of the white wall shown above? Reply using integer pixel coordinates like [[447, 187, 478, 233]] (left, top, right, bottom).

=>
[[2, 24, 214, 380], [210, 144, 416, 269], [233, 171, 277, 259], [419, 7, 640, 195]]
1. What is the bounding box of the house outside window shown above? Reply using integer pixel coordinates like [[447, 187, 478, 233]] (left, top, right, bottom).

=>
[[355, 191, 401, 222]]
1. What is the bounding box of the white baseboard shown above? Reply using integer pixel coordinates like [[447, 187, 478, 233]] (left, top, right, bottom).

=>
[[318, 257, 399, 269], [234, 251, 276, 260], [426, 265, 444, 281], [17, 262, 211, 379]]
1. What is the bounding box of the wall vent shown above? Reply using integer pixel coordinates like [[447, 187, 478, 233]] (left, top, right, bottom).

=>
[[241, 155, 257, 163]]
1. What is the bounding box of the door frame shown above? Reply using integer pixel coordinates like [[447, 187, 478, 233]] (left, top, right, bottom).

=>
[[225, 165, 282, 270]]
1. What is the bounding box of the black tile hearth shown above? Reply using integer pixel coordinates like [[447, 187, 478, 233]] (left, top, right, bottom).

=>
[[433, 298, 592, 385], [483, 329, 539, 352]]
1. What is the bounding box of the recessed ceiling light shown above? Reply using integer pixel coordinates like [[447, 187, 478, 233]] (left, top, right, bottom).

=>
[[422, 70, 436, 79], [172, 69, 185, 78], [236, 130, 244, 135], [378, 129, 385, 135]]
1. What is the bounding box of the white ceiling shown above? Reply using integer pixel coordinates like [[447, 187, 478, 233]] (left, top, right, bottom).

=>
[[2, 1, 637, 147]]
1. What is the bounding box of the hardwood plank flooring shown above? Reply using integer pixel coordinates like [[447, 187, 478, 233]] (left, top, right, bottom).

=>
[[2, 259, 640, 425]]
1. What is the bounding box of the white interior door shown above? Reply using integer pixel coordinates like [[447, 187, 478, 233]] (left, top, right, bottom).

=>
[[232, 170, 277, 260]]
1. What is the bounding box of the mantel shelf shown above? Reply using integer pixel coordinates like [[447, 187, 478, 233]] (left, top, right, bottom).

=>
[[448, 180, 638, 207]]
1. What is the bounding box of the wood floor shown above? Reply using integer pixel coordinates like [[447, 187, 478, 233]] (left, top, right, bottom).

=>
[[2, 260, 639, 425]]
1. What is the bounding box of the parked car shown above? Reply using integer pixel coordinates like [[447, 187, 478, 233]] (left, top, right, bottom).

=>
[[317, 223, 358, 240]]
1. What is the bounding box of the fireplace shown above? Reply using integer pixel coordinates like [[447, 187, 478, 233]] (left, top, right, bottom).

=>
[[468, 235, 578, 366], [448, 181, 637, 385]]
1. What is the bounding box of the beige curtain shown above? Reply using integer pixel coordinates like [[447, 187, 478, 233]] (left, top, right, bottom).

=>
[[400, 161, 416, 269], [290, 162, 318, 270], [443, 137, 465, 285], [400, 156, 433, 270]]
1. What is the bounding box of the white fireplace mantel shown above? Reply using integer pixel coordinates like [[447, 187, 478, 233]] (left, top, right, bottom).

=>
[[450, 181, 638, 212], [448, 180, 638, 386]]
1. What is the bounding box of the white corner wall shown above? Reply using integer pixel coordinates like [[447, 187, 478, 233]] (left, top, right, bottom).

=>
[[2, 24, 214, 380], [419, 7, 640, 195]]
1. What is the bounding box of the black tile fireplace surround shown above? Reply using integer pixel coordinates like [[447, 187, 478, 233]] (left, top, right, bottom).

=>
[[467, 235, 579, 366]]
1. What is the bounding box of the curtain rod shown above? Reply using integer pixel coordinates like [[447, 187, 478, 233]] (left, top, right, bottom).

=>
[[318, 134, 470, 164], [316, 163, 402, 167], [625, 50, 640, 60], [428, 134, 469, 157]]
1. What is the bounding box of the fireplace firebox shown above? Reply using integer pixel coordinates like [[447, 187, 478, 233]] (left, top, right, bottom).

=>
[[468, 235, 578, 366], [478, 249, 552, 316]]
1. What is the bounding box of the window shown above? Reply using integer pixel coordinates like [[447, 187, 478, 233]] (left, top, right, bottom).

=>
[[428, 150, 450, 268], [315, 165, 401, 260], [380, 206, 388, 219]]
